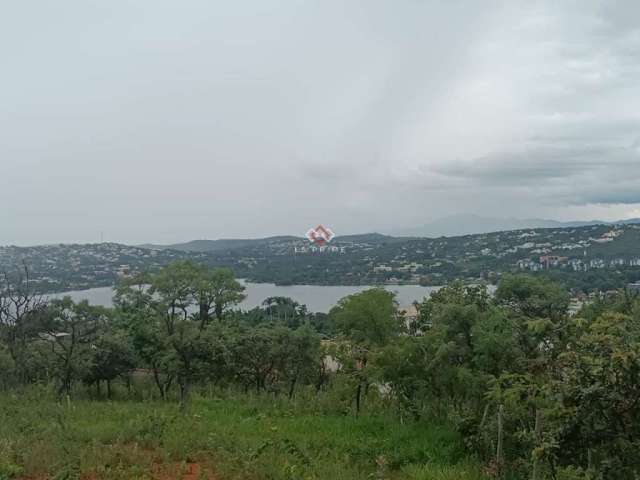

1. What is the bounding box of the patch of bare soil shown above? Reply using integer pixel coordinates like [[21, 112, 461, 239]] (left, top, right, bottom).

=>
[[154, 461, 216, 480], [19, 458, 216, 480]]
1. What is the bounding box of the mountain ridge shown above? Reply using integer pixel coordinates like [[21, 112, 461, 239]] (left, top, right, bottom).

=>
[[136, 216, 640, 253], [392, 214, 640, 238], [137, 232, 404, 253]]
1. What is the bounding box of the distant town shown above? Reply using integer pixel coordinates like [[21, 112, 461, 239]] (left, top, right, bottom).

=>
[[2, 223, 640, 295]]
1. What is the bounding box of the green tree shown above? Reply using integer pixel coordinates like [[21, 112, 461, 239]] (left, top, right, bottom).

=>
[[85, 327, 136, 399], [195, 267, 246, 325], [149, 261, 199, 335], [41, 298, 105, 397], [0, 342, 15, 389], [551, 313, 640, 478], [330, 288, 399, 347], [471, 308, 521, 377], [115, 274, 175, 399], [261, 296, 308, 328], [0, 264, 48, 384], [418, 281, 490, 331], [495, 274, 569, 321], [229, 326, 278, 393], [380, 283, 493, 418], [330, 288, 399, 414], [117, 262, 245, 410], [273, 324, 321, 398]]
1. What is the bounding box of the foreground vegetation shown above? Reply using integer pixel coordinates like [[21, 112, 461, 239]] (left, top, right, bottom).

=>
[[2, 261, 640, 479], [0, 388, 484, 480]]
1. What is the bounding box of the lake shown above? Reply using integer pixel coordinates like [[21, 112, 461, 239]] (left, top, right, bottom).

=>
[[47, 282, 442, 313]]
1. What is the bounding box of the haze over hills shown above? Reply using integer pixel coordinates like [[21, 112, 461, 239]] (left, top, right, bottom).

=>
[[393, 214, 640, 238]]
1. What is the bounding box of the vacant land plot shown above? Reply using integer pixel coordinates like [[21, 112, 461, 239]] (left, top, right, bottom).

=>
[[0, 390, 486, 480]]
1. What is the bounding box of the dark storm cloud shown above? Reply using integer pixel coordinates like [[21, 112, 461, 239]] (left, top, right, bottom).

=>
[[431, 142, 640, 185], [424, 140, 640, 206]]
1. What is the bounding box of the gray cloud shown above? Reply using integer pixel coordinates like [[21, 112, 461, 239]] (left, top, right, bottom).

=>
[[431, 142, 640, 184], [1, 0, 640, 244]]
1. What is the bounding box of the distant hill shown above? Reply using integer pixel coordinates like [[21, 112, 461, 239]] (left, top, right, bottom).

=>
[[139, 232, 404, 253], [139, 236, 300, 253], [137, 217, 640, 253], [333, 233, 408, 244], [5, 223, 640, 294], [394, 214, 640, 238]]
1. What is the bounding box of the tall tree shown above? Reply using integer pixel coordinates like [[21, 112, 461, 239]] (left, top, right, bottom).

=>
[[119, 261, 244, 410], [495, 274, 569, 321], [194, 267, 246, 327], [330, 288, 399, 414], [115, 274, 175, 400], [41, 298, 104, 397], [0, 264, 47, 382], [85, 327, 135, 399], [330, 288, 400, 347], [261, 296, 307, 327]]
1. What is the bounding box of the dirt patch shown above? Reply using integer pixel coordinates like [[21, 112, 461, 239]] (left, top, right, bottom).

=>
[[182, 462, 203, 480], [154, 461, 215, 480], [20, 461, 215, 480], [17, 443, 216, 480]]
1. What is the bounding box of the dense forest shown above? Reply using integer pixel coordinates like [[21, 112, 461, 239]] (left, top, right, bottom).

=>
[[1, 262, 640, 479]]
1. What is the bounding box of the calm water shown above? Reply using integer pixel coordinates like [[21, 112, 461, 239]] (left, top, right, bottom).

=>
[[47, 282, 442, 313]]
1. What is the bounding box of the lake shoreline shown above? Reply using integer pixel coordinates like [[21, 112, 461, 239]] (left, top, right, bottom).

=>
[[47, 282, 448, 313], [39, 280, 447, 296]]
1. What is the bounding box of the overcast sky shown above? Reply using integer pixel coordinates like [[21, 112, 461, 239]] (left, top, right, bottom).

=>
[[2, 1, 640, 245]]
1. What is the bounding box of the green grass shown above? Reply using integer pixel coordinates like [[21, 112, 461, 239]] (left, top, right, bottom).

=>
[[0, 389, 487, 480]]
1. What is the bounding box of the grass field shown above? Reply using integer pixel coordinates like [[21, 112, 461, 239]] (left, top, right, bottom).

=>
[[0, 388, 487, 480]]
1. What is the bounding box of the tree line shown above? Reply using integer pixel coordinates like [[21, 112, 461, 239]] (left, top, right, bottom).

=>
[[1, 261, 640, 479]]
